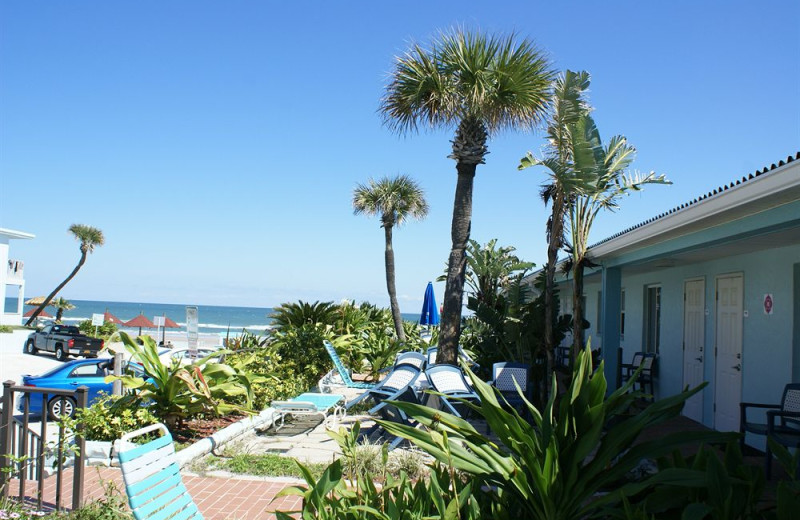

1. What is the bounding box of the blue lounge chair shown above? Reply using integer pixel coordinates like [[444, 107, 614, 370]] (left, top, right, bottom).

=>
[[425, 346, 480, 370], [346, 364, 422, 410], [490, 362, 531, 413], [271, 392, 346, 430], [425, 364, 480, 418], [116, 423, 202, 520], [320, 340, 376, 392]]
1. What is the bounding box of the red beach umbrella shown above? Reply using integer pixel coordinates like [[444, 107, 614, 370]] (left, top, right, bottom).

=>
[[124, 313, 156, 336], [103, 310, 124, 325], [24, 308, 52, 318], [163, 316, 180, 329]]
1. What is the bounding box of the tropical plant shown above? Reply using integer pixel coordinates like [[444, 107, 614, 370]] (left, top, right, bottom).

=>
[[564, 126, 670, 353], [353, 175, 429, 342], [60, 393, 158, 442], [519, 70, 598, 379], [25, 224, 105, 326], [77, 319, 117, 340], [269, 300, 338, 329], [110, 333, 256, 428], [382, 29, 554, 365], [275, 422, 484, 519], [379, 343, 737, 519], [52, 297, 75, 323]]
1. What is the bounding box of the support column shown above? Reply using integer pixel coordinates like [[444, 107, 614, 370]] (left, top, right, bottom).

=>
[[793, 263, 800, 383], [601, 266, 622, 393]]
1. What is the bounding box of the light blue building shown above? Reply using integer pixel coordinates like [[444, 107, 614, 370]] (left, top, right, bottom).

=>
[[553, 153, 800, 446]]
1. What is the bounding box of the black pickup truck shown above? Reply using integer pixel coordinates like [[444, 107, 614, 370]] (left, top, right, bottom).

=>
[[25, 324, 105, 361]]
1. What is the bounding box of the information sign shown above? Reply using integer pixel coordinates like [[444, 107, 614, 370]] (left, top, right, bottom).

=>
[[186, 306, 199, 358]]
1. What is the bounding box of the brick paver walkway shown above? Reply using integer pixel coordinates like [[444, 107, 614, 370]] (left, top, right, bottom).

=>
[[10, 466, 303, 519]]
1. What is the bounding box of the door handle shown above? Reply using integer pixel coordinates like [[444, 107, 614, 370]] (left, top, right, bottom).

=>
[[695, 356, 703, 362], [732, 364, 741, 371], [70, 382, 80, 386]]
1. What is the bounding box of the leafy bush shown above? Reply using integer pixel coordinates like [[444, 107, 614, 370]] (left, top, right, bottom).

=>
[[111, 333, 260, 427], [381, 344, 737, 519], [224, 347, 310, 410], [61, 393, 158, 442], [77, 319, 118, 340], [276, 422, 483, 519], [0, 325, 12, 333]]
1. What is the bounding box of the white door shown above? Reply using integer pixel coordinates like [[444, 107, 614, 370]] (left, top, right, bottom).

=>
[[682, 279, 705, 422], [714, 274, 743, 432]]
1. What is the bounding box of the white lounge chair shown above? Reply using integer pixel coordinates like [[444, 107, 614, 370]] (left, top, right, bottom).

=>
[[271, 392, 346, 430]]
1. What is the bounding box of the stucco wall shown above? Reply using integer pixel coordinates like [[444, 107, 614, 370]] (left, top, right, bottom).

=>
[[562, 242, 799, 439]]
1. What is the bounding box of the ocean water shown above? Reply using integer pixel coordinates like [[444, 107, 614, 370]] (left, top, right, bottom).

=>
[[6, 298, 422, 336]]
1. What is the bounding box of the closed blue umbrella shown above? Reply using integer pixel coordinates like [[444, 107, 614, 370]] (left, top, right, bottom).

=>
[[420, 282, 440, 326]]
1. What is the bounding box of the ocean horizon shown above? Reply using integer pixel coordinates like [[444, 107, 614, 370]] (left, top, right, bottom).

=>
[[6, 298, 422, 336]]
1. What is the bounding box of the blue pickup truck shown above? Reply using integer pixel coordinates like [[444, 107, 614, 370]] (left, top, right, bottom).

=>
[[25, 324, 105, 361]]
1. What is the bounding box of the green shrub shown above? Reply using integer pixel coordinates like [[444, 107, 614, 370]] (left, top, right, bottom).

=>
[[381, 343, 737, 519], [110, 333, 259, 428], [77, 319, 118, 340], [61, 393, 158, 442], [224, 348, 310, 410], [0, 325, 12, 333]]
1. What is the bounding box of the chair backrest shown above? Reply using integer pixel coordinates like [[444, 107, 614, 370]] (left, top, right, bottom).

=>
[[377, 365, 421, 393], [116, 423, 203, 520], [426, 347, 438, 366], [394, 351, 426, 370], [640, 353, 656, 372], [323, 341, 355, 386], [631, 352, 645, 367], [426, 364, 473, 395], [492, 362, 530, 393]]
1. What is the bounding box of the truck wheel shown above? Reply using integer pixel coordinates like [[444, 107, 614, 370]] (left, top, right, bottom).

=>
[[25, 340, 38, 355], [55, 345, 68, 362], [48, 396, 76, 420]]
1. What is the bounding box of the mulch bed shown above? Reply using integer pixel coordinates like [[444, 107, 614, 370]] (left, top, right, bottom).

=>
[[172, 414, 247, 444]]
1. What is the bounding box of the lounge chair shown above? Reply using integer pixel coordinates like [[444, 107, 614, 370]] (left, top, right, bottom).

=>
[[271, 392, 346, 431], [425, 364, 480, 418], [425, 346, 480, 370], [319, 340, 376, 393], [116, 423, 203, 520], [361, 386, 422, 450], [490, 362, 531, 413], [346, 364, 422, 411], [392, 351, 426, 370]]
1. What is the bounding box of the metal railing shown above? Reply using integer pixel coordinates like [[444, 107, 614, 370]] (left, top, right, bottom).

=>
[[0, 381, 87, 511]]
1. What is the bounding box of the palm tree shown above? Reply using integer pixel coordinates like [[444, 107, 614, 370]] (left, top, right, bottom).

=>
[[353, 175, 429, 342], [52, 297, 75, 323], [566, 128, 670, 353], [25, 224, 105, 326], [519, 70, 596, 377], [382, 29, 554, 363]]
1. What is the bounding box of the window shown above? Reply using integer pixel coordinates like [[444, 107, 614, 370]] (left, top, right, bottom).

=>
[[644, 285, 661, 353], [70, 363, 106, 377]]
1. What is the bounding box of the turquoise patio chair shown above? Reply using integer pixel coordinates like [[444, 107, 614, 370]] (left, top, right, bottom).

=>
[[116, 423, 202, 520], [271, 392, 346, 430], [320, 340, 376, 392]]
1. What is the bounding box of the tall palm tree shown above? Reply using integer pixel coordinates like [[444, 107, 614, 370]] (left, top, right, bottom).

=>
[[519, 70, 596, 377], [566, 127, 670, 353], [382, 29, 553, 363], [353, 175, 429, 342], [52, 297, 75, 323], [25, 224, 105, 326]]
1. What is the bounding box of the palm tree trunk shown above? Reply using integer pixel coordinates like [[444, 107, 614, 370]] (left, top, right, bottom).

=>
[[383, 224, 406, 342], [438, 162, 476, 365], [25, 253, 86, 326], [543, 198, 565, 397], [572, 262, 586, 359]]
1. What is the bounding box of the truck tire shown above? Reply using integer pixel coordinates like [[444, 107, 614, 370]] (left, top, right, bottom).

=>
[[25, 340, 38, 355], [55, 345, 68, 362], [48, 396, 76, 420]]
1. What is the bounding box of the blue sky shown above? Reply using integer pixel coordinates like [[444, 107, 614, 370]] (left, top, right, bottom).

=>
[[1, 1, 798, 310]]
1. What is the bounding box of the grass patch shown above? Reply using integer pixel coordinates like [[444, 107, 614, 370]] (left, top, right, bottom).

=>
[[203, 453, 327, 479]]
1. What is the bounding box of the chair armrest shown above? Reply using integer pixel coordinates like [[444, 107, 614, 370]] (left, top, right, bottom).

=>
[[740, 402, 781, 428], [767, 410, 800, 433]]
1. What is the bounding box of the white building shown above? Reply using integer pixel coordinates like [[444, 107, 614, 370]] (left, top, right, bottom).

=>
[[1, 228, 35, 326]]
